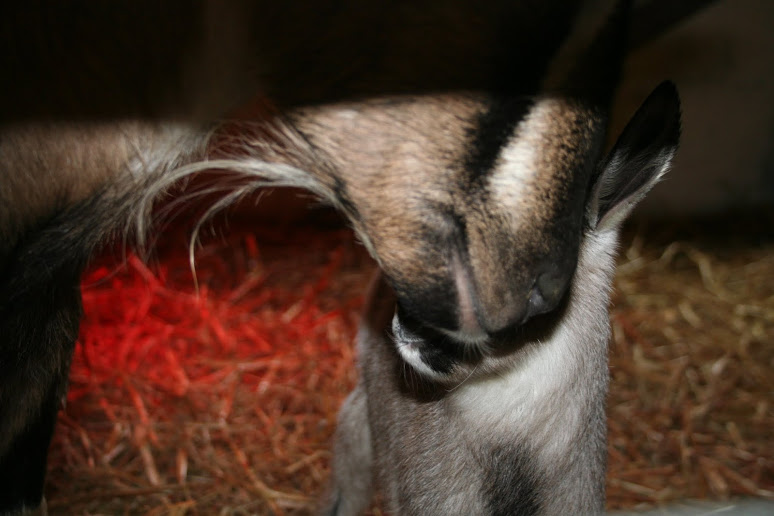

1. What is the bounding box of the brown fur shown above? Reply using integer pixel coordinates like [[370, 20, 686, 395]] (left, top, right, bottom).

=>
[[324, 80, 681, 516], [283, 94, 606, 333], [0, 2, 639, 513], [0, 122, 203, 249]]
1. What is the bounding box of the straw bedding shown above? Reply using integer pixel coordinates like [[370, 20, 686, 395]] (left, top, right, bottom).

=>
[[43, 209, 773, 514]]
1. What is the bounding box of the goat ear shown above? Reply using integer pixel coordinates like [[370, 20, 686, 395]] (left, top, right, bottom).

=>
[[591, 81, 681, 231]]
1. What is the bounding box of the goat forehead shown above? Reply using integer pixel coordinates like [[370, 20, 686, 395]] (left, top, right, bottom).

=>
[[293, 93, 482, 172], [483, 98, 600, 234], [291, 93, 600, 227]]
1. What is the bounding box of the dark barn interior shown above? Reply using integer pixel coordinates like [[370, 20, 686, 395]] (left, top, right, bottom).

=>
[[24, 0, 774, 514]]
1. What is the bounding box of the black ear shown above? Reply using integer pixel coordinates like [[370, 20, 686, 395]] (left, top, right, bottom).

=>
[[591, 81, 681, 230]]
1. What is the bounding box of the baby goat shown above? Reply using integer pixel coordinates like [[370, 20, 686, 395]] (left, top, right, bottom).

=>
[[0, 1, 676, 514], [325, 82, 682, 515]]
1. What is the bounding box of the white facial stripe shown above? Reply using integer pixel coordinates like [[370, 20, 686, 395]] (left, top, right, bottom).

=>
[[487, 99, 555, 211], [487, 98, 582, 225]]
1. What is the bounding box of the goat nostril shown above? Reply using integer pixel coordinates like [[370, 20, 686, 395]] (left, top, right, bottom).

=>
[[525, 287, 547, 321], [536, 271, 566, 303], [524, 272, 567, 321]]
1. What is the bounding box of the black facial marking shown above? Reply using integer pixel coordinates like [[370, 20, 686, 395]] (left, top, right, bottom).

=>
[[391, 276, 458, 333], [417, 337, 459, 376], [464, 0, 581, 186], [464, 96, 534, 185]]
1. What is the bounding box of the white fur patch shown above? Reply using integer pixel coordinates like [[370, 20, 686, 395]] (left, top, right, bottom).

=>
[[487, 99, 564, 216], [487, 114, 540, 209], [391, 314, 449, 381], [438, 327, 489, 346], [450, 230, 617, 459]]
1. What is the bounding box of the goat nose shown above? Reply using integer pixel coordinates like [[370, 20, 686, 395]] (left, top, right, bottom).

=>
[[523, 271, 568, 322]]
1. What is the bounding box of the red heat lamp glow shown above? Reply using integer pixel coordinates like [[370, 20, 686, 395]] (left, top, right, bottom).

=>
[[70, 228, 370, 418]]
